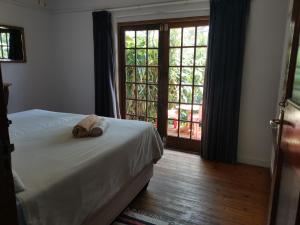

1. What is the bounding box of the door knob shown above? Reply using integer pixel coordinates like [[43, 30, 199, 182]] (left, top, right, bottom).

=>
[[270, 119, 295, 128]]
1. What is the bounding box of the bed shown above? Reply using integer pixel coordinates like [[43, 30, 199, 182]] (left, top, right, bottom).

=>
[[9, 109, 164, 225]]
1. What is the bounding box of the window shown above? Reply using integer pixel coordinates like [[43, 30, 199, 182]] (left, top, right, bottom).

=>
[[119, 17, 209, 151], [0, 31, 10, 60]]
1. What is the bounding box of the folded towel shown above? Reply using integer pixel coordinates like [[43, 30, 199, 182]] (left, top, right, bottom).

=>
[[89, 118, 108, 137], [72, 115, 100, 138]]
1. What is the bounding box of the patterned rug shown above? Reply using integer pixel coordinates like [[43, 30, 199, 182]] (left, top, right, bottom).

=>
[[113, 209, 169, 225]]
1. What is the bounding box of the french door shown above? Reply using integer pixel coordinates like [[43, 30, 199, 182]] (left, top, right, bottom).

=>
[[118, 17, 209, 152]]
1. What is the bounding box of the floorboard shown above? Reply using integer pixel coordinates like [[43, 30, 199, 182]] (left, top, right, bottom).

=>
[[129, 150, 270, 225]]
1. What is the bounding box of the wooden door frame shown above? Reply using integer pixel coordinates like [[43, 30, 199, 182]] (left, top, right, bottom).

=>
[[118, 16, 209, 152], [0, 63, 19, 225]]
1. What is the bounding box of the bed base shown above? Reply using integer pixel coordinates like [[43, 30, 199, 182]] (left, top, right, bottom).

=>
[[83, 164, 153, 225]]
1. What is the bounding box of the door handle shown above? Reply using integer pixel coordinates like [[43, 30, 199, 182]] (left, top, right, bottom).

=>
[[270, 119, 295, 128]]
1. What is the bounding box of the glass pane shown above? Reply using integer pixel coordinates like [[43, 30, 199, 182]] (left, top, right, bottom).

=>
[[137, 84, 147, 100], [168, 103, 179, 119], [147, 102, 157, 118], [136, 49, 147, 66], [292, 37, 300, 105], [197, 26, 209, 46], [137, 101, 147, 117], [148, 118, 157, 127], [1, 33, 7, 44], [3, 47, 8, 58], [148, 49, 158, 66], [194, 87, 203, 104], [182, 67, 194, 85], [148, 85, 158, 101], [183, 27, 196, 46], [180, 104, 192, 121], [126, 114, 136, 120], [136, 31, 147, 48], [126, 100, 136, 115], [126, 83, 136, 99], [148, 30, 159, 48], [126, 49, 135, 65], [194, 67, 205, 85], [192, 105, 202, 122], [169, 67, 180, 84], [126, 66, 135, 82], [195, 47, 207, 66], [169, 48, 181, 66], [168, 119, 178, 137], [125, 31, 135, 48], [179, 121, 191, 139], [136, 67, 146, 83], [170, 28, 182, 47], [180, 86, 193, 104], [148, 67, 158, 83], [168, 85, 179, 102], [191, 123, 201, 140], [182, 48, 194, 66]]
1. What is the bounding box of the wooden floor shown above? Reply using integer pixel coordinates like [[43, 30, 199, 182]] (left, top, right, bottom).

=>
[[129, 150, 271, 225]]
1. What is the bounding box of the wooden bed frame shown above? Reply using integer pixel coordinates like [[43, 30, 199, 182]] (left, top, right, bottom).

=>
[[83, 164, 153, 225]]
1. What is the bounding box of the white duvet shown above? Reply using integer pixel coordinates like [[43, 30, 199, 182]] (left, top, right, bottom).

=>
[[9, 110, 163, 225]]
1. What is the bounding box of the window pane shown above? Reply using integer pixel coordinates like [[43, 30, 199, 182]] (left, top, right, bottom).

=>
[[195, 47, 207, 66], [125, 31, 135, 48], [148, 30, 159, 48], [168, 85, 179, 102], [181, 67, 193, 85], [183, 27, 196, 46], [169, 67, 180, 84], [180, 86, 193, 104], [137, 84, 147, 100], [137, 101, 147, 118], [148, 118, 157, 127], [148, 67, 158, 84], [136, 67, 146, 83], [1, 33, 7, 44], [170, 28, 182, 47], [180, 104, 192, 121], [147, 102, 157, 118], [191, 123, 201, 140], [148, 49, 158, 66], [194, 87, 203, 104], [179, 121, 191, 138], [182, 48, 194, 66], [197, 26, 209, 46], [3, 46, 8, 59], [126, 66, 135, 82], [194, 67, 205, 85], [136, 31, 147, 48], [126, 49, 135, 65], [148, 85, 158, 101], [169, 48, 181, 66], [126, 83, 136, 99], [168, 119, 178, 137], [192, 105, 202, 123], [126, 100, 136, 115], [136, 49, 147, 65], [168, 103, 179, 119]]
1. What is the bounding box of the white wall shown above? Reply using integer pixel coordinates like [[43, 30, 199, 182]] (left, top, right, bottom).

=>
[[237, 0, 289, 167], [0, 1, 57, 113]]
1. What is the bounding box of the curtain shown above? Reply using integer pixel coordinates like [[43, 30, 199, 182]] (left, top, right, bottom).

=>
[[201, 0, 250, 163], [8, 29, 23, 61], [92, 11, 119, 117]]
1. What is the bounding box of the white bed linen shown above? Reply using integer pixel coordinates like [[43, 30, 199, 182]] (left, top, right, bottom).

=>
[[9, 110, 163, 225]]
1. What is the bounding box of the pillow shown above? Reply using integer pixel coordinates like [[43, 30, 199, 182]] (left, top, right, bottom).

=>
[[12, 170, 25, 193]]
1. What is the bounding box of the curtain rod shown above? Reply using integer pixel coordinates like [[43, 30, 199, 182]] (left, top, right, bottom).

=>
[[52, 0, 208, 14]]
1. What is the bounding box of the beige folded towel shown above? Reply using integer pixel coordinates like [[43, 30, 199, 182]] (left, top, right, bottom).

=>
[[89, 118, 108, 137], [72, 115, 100, 138]]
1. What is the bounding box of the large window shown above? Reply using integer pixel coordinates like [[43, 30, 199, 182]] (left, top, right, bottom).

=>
[[119, 18, 209, 151]]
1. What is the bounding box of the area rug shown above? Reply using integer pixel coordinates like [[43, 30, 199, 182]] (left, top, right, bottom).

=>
[[113, 209, 169, 225]]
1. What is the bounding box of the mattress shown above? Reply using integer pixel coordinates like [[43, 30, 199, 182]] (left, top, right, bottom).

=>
[[9, 110, 163, 225]]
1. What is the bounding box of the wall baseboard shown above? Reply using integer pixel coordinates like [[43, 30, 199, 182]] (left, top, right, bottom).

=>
[[238, 156, 270, 168]]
